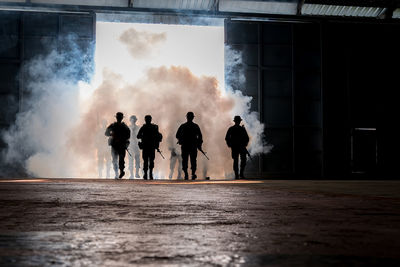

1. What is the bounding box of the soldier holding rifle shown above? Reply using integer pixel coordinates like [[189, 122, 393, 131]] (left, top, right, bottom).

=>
[[105, 112, 131, 179], [137, 115, 163, 180], [176, 112, 203, 180]]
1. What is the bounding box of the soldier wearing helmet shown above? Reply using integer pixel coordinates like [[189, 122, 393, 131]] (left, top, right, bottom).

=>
[[128, 115, 141, 179], [225, 116, 249, 179], [105, 112, 131, 179], [137, 115, 162, 180], [176, 112, 203, 180]]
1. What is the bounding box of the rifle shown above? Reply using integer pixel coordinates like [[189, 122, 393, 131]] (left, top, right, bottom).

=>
[[245, 148, 253, 161], [198, 147, 210, 160], [126, 148, 132, 157], [157, 148, 165, 159]]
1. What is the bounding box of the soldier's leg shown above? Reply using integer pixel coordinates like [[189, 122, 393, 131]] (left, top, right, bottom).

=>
[[118, 148, 126, 178], [232, 149, 239, 179], [177, 156, 182, 179], [169, 156, 177, 179], [181, 147, 189, 179], [239, 150, 247, 178], [111, 147, 119, 179], [190, 148, 198, 180], [149, 149, 155, 180], [129, 147, 134, 178], [134, 152, 140, 178], [142, 149, 148, 179]]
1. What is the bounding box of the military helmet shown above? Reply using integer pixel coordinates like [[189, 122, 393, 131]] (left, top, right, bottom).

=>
[[130, 115, 137, 122], [116, 112, 124, 119], [186, 111, 195, 119], [144, 115, 152, 123], [234, 115, 242, 122]]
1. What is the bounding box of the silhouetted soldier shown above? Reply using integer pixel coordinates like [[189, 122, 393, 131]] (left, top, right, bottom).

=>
[[225, 116, 249, 179], [176, 112, 203, 180], [105, 112, 131, 179], [168, 146, 182, 179], [129, 115, 141, 179], [137, 115, 162, 180], [96, 119, 111, 178]]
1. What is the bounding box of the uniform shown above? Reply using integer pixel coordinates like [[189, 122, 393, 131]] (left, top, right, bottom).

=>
[[137, 120, 161, 179], [105, 118, 131, 178], [176, 114, 203, 180], [225, 117, 249, 179], [129, 123, 141, 178]]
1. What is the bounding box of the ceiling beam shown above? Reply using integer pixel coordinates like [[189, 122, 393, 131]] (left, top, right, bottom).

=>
[[0, 1, 399, 23], [304, 0, 395, 8]]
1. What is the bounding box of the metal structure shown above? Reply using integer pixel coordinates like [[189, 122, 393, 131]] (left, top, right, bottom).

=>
[[0, 0, 399, 20]]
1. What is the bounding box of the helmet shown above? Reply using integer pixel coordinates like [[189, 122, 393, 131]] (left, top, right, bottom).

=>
[[130, 115, 137, 122], [233, 116, 242, 122], [116, 112, 124, 119], [145, 115, 152, 123], [186, 112, 194, 120]]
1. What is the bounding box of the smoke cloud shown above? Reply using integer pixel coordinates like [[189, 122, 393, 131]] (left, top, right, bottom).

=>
[[119, 28, 166, 59], [1, 23, 270, 178]]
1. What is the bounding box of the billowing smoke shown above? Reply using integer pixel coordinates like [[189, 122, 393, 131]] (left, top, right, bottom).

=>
[[2, 37, 89, 177], [1, 22, 270, 178], [119, 28, 166, 59]]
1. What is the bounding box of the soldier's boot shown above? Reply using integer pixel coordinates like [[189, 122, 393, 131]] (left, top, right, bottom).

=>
[[135, 168, 140, 178], [114, 166, 119, 179], [119, 170, 125, 179], [168, 171, 173, 179], [143, 170, 148, 180], [191, 168, 197, 180], [177, 170, 182, 180], [234, 166, 239, 179], [149, 169, 154, 180], [239, 168, 245, 179], [183, 170, 189, 180]]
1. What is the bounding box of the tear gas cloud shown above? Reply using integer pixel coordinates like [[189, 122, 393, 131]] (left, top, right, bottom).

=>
[[2, 22, 271, 178]]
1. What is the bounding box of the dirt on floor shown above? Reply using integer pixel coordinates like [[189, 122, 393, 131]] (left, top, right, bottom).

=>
[[1, 179, 400, 266]]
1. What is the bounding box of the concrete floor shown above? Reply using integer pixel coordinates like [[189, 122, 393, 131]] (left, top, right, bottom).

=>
[[0, 179, 400, 266]]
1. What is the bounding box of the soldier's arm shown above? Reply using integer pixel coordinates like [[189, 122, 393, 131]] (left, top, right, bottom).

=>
[[176, 125, 182, 142], [243, 126, 250, 146], [126, 125, 131, 140], [105, 124, 112, 137], [225, 127, 232, 147], [137, 127, 143, 139]]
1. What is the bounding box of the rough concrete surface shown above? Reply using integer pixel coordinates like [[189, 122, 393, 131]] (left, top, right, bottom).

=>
[[1, 179, 400, 266]]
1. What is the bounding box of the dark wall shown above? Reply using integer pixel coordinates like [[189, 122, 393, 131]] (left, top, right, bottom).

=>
[[226, 19, 400, 178], [322, 21, 400, 178], [0, 11, 95, 173], [225, 20, 323, 178]]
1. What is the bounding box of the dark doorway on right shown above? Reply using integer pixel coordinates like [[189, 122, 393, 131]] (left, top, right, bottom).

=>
[[225, 19, 400, 179], [322, 21, 400, 179]]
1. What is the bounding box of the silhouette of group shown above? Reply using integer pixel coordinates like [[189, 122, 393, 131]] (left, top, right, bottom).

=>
[[103, 111, 250, 180]]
